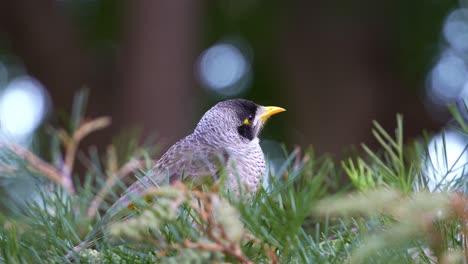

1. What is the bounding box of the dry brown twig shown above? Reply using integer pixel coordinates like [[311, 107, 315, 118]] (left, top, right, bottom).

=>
[[1, 144, 74, 193], [108, 183, 277, 263], [0, 116, 111, 195], [59, 117, 111, 190], [86, 143, 158, 218], [86, 159, 149, 218], [264, 244, 280, 264], [106, 145, 119, 176], [136, 185, 258, 263], [449, 193, 468, 263], [0, 165, 18, 174], [184, 190, 256, 264]]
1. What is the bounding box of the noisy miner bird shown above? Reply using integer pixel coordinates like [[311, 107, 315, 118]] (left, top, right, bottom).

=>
[[109, 99, 285, 216], [66, 99, 284, 259]]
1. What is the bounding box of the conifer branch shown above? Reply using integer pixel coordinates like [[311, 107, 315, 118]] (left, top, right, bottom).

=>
[[1, 143, 74, 193]]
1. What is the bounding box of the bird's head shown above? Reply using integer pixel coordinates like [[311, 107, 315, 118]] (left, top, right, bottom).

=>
[[195, 99, 285, 144]]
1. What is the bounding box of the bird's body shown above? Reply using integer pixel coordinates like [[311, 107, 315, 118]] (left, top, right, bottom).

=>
[[66, 99, 284, 259], [109, 99, 284, 215]]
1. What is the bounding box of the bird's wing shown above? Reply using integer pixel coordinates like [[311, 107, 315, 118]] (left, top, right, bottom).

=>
[[106, 135, 228, 217]]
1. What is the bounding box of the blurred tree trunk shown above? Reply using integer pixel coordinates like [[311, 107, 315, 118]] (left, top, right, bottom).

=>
[[116, 1, 200, 147], [0, 0, 201, 153], [0, 0, 92, 113], [281, 1, 439, 156]]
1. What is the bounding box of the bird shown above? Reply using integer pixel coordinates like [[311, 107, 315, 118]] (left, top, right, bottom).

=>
[[108, 98, 285, 215], [66, 99, 284, 259]]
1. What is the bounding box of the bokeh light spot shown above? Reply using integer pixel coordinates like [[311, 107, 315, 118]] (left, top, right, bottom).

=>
[[0, 76, 49, 143], [424, 130, 468, 191], [197, 42, 251, 96], [444, 8, 468, 53], [428, 51, 466, 104], [426, 8, 468, 120]]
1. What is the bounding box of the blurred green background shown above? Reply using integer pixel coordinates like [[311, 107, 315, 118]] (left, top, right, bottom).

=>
[[0, 0, 463, 157]]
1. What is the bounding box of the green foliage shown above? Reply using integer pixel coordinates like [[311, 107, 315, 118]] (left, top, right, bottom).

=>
[[0, 96, 468, 263], [344, 114, 416, 193]]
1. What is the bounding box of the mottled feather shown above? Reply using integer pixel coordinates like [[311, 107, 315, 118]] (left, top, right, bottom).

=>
[[107, 99, 274, 217], [107, 133, 229, 216]]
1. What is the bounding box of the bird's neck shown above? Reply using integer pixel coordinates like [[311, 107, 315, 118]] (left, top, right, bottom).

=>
[[225, 137, 261, 155]]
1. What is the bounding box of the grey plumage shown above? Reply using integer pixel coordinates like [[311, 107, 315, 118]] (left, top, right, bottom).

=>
[[65, 99, 284, 259], [108, 99, 285, 216]]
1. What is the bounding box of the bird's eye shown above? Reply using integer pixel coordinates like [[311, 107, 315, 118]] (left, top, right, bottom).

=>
[[243, 114, 254, 125]]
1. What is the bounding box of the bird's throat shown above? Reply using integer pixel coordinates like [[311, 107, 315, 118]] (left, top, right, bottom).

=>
[[237, 124, 255, 140]]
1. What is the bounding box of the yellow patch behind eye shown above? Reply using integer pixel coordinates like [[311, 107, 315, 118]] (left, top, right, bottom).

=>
[[243, 118, 250, 125]]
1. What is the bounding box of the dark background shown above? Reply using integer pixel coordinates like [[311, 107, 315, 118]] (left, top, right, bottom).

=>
[[0, 0, 459, 157]]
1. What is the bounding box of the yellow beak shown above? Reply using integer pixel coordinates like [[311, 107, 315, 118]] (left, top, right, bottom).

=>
[[259, 106, 286, 122]]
